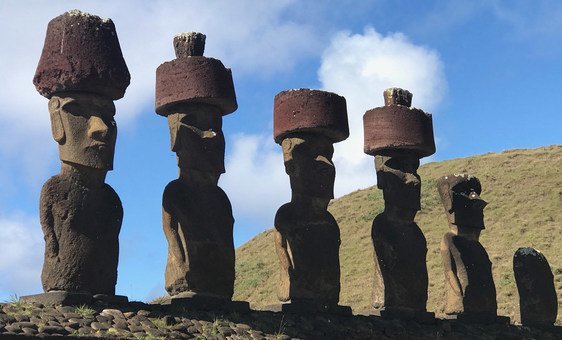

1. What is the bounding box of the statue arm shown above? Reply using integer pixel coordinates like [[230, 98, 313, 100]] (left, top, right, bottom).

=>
[[440, 236, 462, 295], [274, 230, 293, 272], [274, 229, 293, 302], [162, 199, 185, 263], [274, 206, 294, 274], [371, 219, 396, 272], [39, 184, 58, 258]]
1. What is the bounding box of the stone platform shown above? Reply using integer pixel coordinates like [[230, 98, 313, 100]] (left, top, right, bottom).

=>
[[365, 307, 436, 324], [0, 300, 560, 339], [443, 313, 511, 325], [20, 292, 128, 307], [261, 302, 353, 316], [156, 292, 250, 313]]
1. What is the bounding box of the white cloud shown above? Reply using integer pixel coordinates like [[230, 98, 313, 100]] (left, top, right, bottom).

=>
[[0, 0, 321, 187], [318, 27, 447, 196], [220, 27, 447, 233], [221, 133, 289, 232], [0, 214, 43, 300]]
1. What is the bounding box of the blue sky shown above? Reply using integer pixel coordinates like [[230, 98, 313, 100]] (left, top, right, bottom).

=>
[[0, 0, 560, 302]]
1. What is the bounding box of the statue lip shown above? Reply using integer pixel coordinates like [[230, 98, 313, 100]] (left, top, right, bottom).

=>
[[89, 142, 108, 149]]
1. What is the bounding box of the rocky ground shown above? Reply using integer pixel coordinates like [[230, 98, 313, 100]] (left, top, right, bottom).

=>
[[0, 300, 560, 339]]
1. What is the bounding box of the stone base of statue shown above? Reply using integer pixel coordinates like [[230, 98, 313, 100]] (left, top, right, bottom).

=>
[[444, 313, 510, 325], [20, 291, 129, 306], [262, 301, 352, 316], [366, 307, 435, 324], [157, 292, 250, 313]]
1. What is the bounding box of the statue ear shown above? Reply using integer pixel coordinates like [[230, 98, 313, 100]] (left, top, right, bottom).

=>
[[168, 114, 181, 152], [48, 98, 65, 144]]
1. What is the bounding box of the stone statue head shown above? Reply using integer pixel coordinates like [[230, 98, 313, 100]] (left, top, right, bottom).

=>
[[282, 133, 335, 200], [375, 154, 421, 218], [437, 174, 488, 229], [48, 93, 117, 170], [167, 104, 225, 176]]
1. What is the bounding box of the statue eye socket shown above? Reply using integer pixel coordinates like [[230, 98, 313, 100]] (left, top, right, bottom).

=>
[[102, 116, 116, 128], [62, 102, 83, 116]]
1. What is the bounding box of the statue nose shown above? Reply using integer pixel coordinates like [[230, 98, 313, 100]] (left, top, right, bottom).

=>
[[469, 192, 488, 208], [405, 173, 420, 186], [88, 115, 109, 140]]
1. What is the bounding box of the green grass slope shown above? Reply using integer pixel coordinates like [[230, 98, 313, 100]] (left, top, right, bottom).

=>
[[234, 145, 562, 324]]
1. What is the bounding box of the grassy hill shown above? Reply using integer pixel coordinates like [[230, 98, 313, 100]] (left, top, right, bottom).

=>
[[233, 145, 562, 324]]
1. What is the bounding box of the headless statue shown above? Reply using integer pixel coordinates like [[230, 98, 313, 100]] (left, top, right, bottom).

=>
[[513, 247, 558, 326]]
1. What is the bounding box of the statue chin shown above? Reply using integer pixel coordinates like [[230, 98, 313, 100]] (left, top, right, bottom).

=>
[[59, 150, 114, 171]]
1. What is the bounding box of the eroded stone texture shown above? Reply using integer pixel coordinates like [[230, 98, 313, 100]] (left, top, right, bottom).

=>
[[513, 247, 557, 326], [273, 89, 349, 309], [33, 10, 129, 296], [174, 32, 206, 58], [156, 34, 236, 299], [363, 89, 435, 317], [364, 88, 435, 158], [155, 32, 236, 116], [437, 174, 498, 317], [33, 10, 130, 99]]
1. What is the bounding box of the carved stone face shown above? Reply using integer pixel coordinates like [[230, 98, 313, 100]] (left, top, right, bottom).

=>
[[375, 154, 421, 213], [282, 134, 335, 199], [49, 93, 117, 170], [168, 105, 225, 175], [446, 176, 487, 229]]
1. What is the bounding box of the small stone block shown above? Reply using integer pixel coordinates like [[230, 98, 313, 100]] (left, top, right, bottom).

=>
[[262, 303, 352, 316], [368, 308, 435, 324], [444, 313, 511, 325], [174, 32, 206, 58], [92, 294, 129, 305], [159, 294, 250, 313], [20, 292, 92, 306]]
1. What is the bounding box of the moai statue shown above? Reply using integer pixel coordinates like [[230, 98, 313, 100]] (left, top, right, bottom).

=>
[[363, 88, 435, 322], [272, 89, 351, 314], [155, 33, 247, 311], [513, 247, 558, 326], [22, 10, 130, 306], [437, 174, 509, 324]]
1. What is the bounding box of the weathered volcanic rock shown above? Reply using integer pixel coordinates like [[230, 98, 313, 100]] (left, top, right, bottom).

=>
[[514, 247, 558, 326], [364, 88, 435, 157], [157, 33, 237, 300], [155, 32, 237, 116], [174, 32, 206, 58], [32, 9, 128, 299], [371, 214, 429, 311], [272, 88, 349, 312], [33, 10, 130, 99], [438, 174, 498, 318], [40, 171, 122, 295], [437, 174, 486, 229], [273, 89, 349, 144]]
